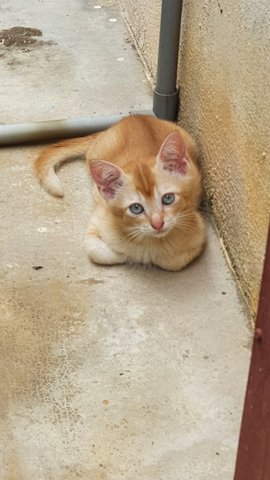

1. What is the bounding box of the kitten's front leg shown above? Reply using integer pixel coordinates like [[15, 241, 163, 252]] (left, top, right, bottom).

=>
[[85, 227, 126, 266]]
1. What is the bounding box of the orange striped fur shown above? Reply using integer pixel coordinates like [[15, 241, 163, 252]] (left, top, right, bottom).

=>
[[35, 115, 205, 270]]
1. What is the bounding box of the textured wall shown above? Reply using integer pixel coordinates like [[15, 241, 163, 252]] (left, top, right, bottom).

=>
[[120, 0, 270, 314]]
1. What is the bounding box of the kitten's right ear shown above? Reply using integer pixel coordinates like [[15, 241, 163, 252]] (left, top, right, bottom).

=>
[[157, 132, 188, 175], [89, 160, 124, 200]]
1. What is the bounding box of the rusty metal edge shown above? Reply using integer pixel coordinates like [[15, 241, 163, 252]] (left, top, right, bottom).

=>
[[234, 222, 270, 480]]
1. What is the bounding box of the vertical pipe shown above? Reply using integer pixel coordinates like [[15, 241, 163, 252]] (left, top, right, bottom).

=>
[[234, 223, 270, 480], [153, 0, 183, 121]]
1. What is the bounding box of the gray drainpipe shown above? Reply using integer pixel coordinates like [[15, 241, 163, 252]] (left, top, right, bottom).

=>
[[153, 0, 183, 121], [0, 0, 183, 146], [0, 112, 150, 146]]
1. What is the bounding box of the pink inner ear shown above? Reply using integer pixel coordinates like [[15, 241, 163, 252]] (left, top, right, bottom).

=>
[[89, 160, 123, 199], [158, 132, 188, 175]]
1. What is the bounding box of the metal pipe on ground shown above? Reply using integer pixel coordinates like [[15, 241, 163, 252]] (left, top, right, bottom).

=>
[[0, 111, 153, 146], [153, 0, 183, 121]]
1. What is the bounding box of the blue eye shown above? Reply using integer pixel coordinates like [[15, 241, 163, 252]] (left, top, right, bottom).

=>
[[162, 193, 175, 205], [129, 203, 144, 214]]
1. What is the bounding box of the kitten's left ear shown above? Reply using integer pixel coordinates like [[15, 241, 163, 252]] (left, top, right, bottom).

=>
[[89, 160, 124, 200], [157, 132, 188, 175]]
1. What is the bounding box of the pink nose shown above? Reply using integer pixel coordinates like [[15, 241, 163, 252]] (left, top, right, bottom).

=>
[[151, 217, 164, 231]]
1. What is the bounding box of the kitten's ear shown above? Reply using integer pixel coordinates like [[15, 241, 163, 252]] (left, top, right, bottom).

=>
[[157, 132, 188, 175], [89, 160, 124, 200]]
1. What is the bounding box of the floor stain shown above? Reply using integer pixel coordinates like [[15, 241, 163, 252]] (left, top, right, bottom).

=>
[[79, 278, 104, 286], [0, 282, 88, 402], [0, 26, 54, 51]]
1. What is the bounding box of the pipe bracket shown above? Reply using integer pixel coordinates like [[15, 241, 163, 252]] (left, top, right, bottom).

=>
[[153, 89, 179, 121]]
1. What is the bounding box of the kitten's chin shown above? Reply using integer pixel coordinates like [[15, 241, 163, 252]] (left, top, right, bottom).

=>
[[148, 228, 171, 239]]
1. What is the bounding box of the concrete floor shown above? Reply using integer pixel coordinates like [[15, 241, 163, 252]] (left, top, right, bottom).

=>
[[0, 1, 251, 479]]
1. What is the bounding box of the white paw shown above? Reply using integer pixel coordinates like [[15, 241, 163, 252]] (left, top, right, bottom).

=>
[[85, 235, 126, 266]]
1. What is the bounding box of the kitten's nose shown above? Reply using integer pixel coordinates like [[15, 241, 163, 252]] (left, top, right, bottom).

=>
[[151, 215, 164, 231]]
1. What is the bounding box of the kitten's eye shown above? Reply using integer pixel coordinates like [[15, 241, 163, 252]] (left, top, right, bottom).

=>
[[129, 203, 144, 214], [162, 193, 175, 205]]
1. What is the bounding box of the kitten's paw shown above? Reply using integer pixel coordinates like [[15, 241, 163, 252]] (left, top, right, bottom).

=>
[[85, 234, 126, 266]]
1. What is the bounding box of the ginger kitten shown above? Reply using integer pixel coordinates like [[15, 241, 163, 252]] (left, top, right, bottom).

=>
[[35, 115, 205, 271]]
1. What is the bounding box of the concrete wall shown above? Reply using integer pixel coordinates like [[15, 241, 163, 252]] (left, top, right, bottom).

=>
[[120, 0, 270, 314]]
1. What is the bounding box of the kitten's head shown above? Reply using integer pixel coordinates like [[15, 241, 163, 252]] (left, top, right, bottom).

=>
[[89, 131, 202, 241]]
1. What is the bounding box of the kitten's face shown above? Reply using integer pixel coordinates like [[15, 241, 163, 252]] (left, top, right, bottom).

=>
[[111, 172, 190, 240], [90, 131, 201, 241]]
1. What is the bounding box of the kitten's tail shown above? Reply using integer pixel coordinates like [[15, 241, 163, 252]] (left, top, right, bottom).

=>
[[34, 135, 96, 197]]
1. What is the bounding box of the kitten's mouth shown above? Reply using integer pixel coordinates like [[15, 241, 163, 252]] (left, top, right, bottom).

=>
[[152, 228, 170, 238]]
